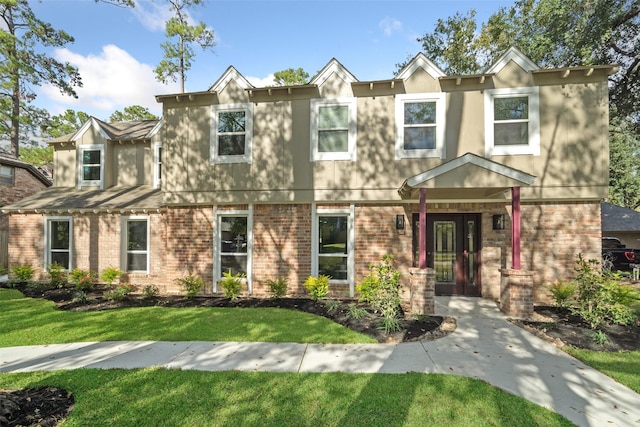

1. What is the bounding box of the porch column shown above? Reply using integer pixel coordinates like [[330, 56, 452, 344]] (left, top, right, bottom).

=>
[[511, 186, 521, 269], [419, 188, 427, 269]]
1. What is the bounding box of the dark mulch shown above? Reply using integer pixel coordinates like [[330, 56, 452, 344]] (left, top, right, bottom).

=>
[[0, 387, 73, 427]]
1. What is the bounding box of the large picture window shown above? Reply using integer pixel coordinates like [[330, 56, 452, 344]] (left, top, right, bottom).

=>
[[45, 217, 72, 270], [395, 93, 445, 159], [310, 98, 357, 161], [77, 145, 104, 189], [122, 217, 149, 273], [214, 207, 253, 293], [211, 104, 253, 164], [485, 87, 540, 156]]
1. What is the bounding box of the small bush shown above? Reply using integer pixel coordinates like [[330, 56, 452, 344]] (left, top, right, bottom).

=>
[[73, 290, 87, 303], [266, 277, 288, 299], [356, 255, 402, 334], [325, 299, 340, 313], [346, 303, 368, 320], [176, 273, 204, 298], [47, 262, 67, 288], [547, 281, 575, 309], [104, 284, 135, 301], [304, 275, 330, 301], [11, 264, 34, 282], [69, 268, 96, 291], [101, 266, 123, 287], [220, 270, 245, 300], [141, 285, 160, 299], [590, 330, 609, 345]]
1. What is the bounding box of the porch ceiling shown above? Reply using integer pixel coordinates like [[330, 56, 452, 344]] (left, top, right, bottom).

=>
[[398, 152, 536, 199]]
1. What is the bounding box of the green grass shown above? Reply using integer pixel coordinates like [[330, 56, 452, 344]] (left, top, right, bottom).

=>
[[0, 289, 375, 346], [566, 348, 640, 393], [0, 369, 573, 426]]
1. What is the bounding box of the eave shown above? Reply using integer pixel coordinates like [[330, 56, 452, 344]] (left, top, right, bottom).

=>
[[155, 90, 216, 103], [246, 84, 318, 97]]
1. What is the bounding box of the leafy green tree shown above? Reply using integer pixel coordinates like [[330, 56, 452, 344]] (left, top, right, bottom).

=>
[[608, 118, 640, 209], [0, 0, 82, 159], [273, 68, 309, 86], [109, 105, 159, 122], [154, 0, 215, 93], [19, 145, 53, 166], [43, 109, 89, 139]]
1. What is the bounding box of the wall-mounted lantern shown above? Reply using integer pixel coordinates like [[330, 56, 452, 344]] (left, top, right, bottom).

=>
[[493, 214, 505, 230], [396, 214, 405, 231]]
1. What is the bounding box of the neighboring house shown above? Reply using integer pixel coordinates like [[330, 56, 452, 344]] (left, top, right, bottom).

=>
[[0, 148, 52, 268], [3, 47, 615, 308], [601, 202, 640, 249]]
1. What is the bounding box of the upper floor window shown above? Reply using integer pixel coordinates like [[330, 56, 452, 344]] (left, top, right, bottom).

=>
[[78, 145, 104, 189], [310, 98, 357, 161], [154, 142, 162, 189], [485, 87, 540, 156], [0, 165, 14, 185], [395, 93, 446, 159], [211, 103, 253, 164]]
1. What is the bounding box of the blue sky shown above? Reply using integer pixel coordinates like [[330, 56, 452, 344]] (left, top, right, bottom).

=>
[[30, 0, 515, 120]]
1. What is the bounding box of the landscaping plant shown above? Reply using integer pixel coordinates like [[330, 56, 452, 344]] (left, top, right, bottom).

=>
[[356, 255, 402, 334], [10, 264, 34, 282], [47, 262, 67, 288], [100, 266, 123, 287], [103, 284, 135, 302], [266, 277, 288, 298], [547, 281, 575, 309], [304, 275, 330, 301], [141, 285, 160, 299], [175, 273, 204, 298], [69, 268, 96, 291], [220, 270, 245, 300]]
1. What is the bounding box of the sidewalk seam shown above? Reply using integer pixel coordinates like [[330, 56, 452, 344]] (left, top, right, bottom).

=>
[[297, 344, 308, 372]]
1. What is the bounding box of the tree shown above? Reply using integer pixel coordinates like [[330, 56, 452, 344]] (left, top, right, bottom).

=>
[[19, 145, 53, 166], [154, 0, 215, 93], [273, 68, 309, 86], [43, 109, 89, 139], [0, 0, 82, 159], [109, 105, 159, 122]]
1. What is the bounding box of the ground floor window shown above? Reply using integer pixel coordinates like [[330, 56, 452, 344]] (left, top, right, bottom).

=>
[[214, 206, 253, 292], [45, 217, 72, 270], [312, 204, 355, 295], [122, 216, 149, 273]]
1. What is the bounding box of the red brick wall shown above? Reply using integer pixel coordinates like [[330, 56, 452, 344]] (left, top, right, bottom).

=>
[[0, 167, 47, 207], [8, 214, 43, 275]]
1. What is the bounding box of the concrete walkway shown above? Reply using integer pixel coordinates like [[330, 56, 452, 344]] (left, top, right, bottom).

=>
[[1, 297, 639, 426]]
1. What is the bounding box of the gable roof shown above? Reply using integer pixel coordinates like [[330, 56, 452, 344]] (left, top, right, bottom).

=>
[[395, 52, 446, 80], [0, 148, 52, 187], [209, 66, 254, 92], [601, 202, 640, 232], [486, 46, 539, 74], [48, 117, 161, 144], [310, 58, 358, 86]]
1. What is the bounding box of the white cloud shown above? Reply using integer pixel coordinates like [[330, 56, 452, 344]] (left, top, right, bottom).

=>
[[379, 17, 402, 36], [246, 74, 276, 88], [131, 0, 173, 32], [39, 45, 180, 117]]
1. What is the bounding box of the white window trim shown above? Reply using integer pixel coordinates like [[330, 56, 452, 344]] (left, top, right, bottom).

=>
[[213, 205, 253, 294], [310, 98, 357, 161], [210, 103, 253, 164], [395, 93, 446, 159], [484, 86, 540, 157], [0, 165, 14, 185], [121, 216, 150, 274], [311, 203, 355, 297], [77, 144, 105, 189], [153, 141, 162, 189], [44, 216, 73, 271]]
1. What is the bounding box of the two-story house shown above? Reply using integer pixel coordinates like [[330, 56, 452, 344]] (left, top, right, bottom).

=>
[[3, 47, 615, 312]]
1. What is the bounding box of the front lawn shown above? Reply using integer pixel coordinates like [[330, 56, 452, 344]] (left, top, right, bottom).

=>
[[0, 369, 573, 426], [566, 348, 640, 394], [0, 289, 375, 346]]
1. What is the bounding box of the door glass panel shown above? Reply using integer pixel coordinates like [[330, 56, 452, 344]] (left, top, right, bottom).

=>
[[467, 220, 475, 285], [434, 221, 455, 282]]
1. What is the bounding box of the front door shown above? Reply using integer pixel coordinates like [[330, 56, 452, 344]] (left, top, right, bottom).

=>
[[413, 213, 481, 296]]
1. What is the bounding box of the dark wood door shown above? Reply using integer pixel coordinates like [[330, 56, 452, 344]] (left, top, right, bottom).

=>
[[413, 213, 481, 296]]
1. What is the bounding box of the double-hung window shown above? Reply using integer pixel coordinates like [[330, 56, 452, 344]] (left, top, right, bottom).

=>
[[211, 103, 253, 164], [45, 217, 72, 270], [0, 165, 14, 185], [78, 145, 104, 189], [122, 217, 149, 273], [310, 98, 357, 161], [485, 87, 540, 156], [395, 93, 446, 159], [214, 207, 253, 293], [312, 205, 355, 296]]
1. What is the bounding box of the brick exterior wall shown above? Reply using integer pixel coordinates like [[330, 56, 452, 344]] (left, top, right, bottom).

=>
[[7, 200, 601, 304], [0, 167, 48, 207]]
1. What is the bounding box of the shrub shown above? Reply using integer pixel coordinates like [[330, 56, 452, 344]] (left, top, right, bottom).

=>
[[73, 290, 87, 303], [325, 299, 340, 313], [304, 275, 330, 301], [346, 303, 368, 320], [104, 283, 135, 301], [69, 268, 97, 291], [101, 266, 123, 287], [47, 262, 67, 288], [220, 270, 245, 300], [11, 264, 34, 282], [547, 281, 575, 309], [176, 273, 204, 298], [141, 285, 160, 299], [266, 277, 288, 299], [572, 254, 640, 329], [356, 255, 402, 333]]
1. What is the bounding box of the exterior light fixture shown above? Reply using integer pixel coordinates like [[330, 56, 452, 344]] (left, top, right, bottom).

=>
[[396, 214, 405, 231], [493, 214, 505, 230]]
